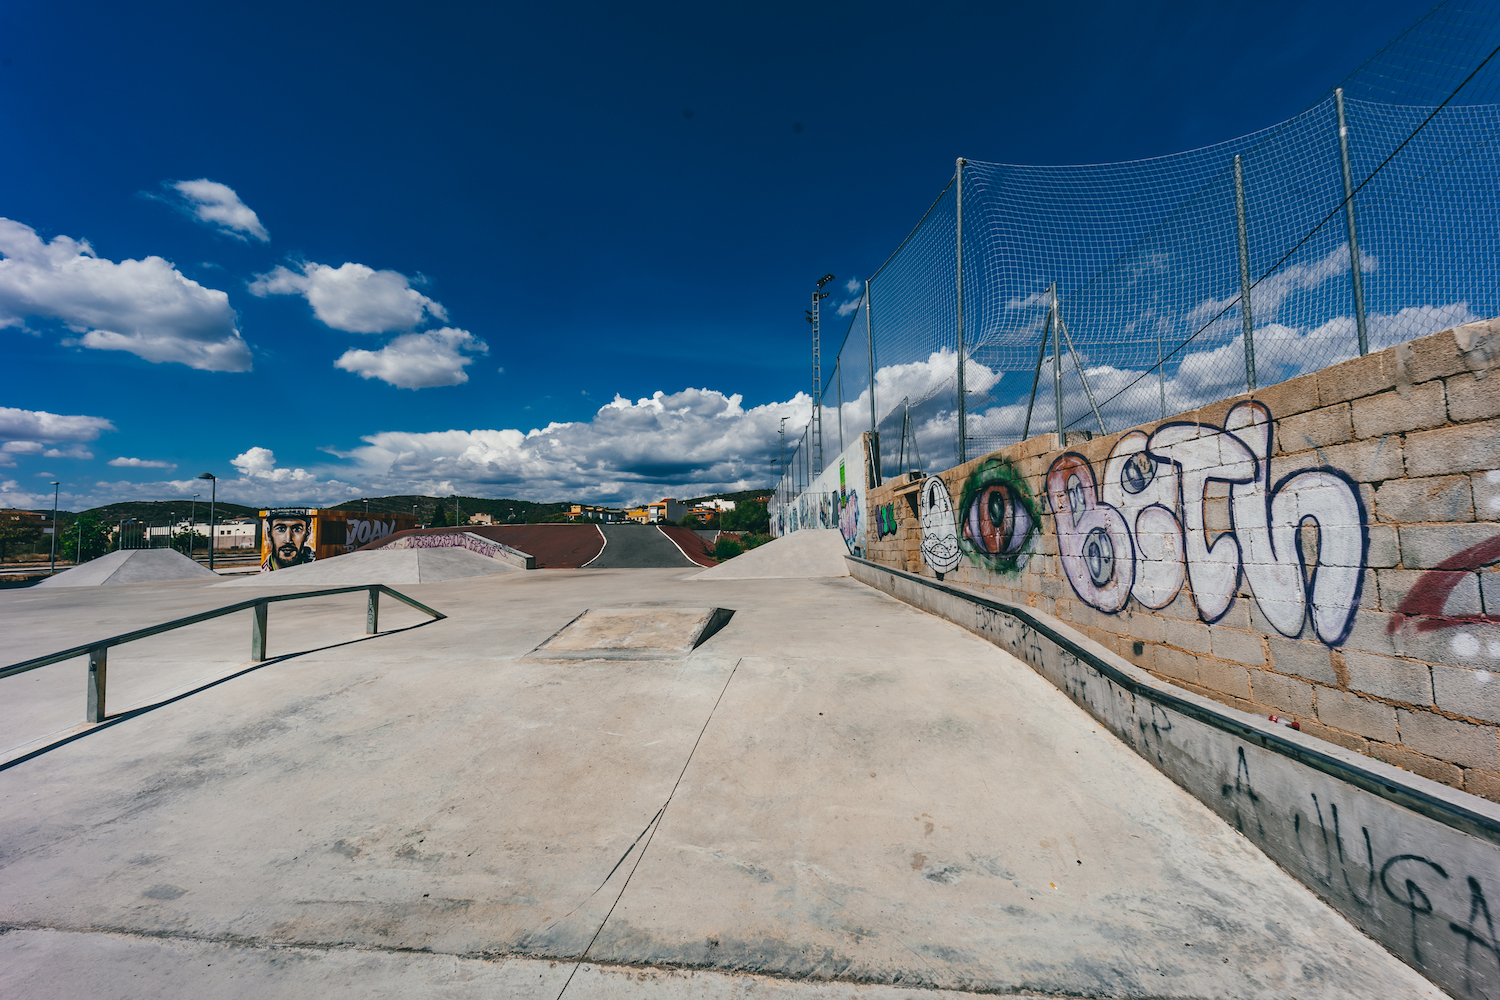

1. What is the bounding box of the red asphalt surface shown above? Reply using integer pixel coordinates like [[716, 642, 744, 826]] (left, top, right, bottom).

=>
[[363, 524, 605, 568], [657, 525, 717, 568]]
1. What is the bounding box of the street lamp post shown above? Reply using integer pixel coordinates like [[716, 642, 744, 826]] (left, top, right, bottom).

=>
[[49, 481, 59, 574], [198, 473, 217, 570]]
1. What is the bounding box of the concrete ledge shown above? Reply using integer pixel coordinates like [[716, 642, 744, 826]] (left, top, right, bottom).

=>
[[848, 554, 1500, 1000], [380, 530, 535, 569]]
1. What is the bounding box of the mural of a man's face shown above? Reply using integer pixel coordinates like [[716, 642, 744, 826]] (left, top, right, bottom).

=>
[[269, 517, 310, 569]]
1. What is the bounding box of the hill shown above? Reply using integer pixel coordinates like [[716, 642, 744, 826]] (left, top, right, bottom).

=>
[[326, 495, 570, 523], [73, 500, 260, 525]]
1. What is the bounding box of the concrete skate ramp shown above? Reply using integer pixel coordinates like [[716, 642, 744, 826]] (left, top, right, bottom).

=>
[[692, 528, 849, 579], [216, 548, 518, 587], [34, 549, 216, 588], [585, 525, 699, 568]]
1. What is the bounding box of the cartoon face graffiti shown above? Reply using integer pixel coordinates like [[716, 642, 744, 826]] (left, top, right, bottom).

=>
[[262, 510, 315, 571], [958, 458, 1037, 574], [919, 476, 961, 575]]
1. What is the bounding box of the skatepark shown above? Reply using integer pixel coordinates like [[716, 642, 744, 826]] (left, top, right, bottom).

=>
[[0, 526, 1461, 999]]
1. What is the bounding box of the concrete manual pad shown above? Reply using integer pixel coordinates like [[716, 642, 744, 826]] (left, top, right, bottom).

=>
[[34, 548, 216, 587], [0, 569, 1446, 998], [530, 605, 733, 660], [692, 529, 850, 580]]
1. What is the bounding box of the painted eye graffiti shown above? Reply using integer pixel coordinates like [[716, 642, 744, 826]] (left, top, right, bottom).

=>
[[1120, 450, 1155, 495], [966, 483, 1033, 556], [957, 458, 1038, 573]]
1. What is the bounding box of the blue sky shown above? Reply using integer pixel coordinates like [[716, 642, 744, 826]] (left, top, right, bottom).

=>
[[0, 0, 1430, 510]]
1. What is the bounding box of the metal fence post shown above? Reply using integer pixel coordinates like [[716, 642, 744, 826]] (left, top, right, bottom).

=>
[[86, 646, 107, 723], [250, 601, 268, 661], [954, 157, 968, 466], [1233, 154, 1257, 391], [367, 587, 380, 634], [1335, 88, 1370, 356], [1051, 285, 1065, 445]]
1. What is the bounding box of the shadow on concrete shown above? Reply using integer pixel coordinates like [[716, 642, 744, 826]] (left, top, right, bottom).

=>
[[0, 618, 443, 774]]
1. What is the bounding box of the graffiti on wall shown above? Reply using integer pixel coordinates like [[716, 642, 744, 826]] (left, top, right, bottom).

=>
[[876, 503, 898, 539], [958, 458, 1038, 575], [1046, 401, 1368, 646], [1387, 531, 1500, 664], [770, 436, 869, 554], [918, 476, 961, 575], [261, 509, 316, 572], [344, 517, 398, 553]]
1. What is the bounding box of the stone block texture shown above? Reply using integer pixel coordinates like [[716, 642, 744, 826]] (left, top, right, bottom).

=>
[[851, 321, 1500, 801]]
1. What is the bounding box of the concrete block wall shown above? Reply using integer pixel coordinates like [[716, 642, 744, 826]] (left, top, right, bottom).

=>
[[865, 319, 1500, 801]]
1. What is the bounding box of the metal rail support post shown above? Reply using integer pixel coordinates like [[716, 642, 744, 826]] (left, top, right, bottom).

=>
[[1335, 88, 1369, 356], [250, 601, 269, 661], [1021, 290, 1053, 442], [1233, 154, 1257, 391], [1052, 286, 1066, 445], [87, 646, 107, 723], [366, 586, 380, 634], [954, 157, 968, 466]]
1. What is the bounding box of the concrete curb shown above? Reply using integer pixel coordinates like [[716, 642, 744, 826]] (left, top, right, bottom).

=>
[[847, 554, 1500, 1000]]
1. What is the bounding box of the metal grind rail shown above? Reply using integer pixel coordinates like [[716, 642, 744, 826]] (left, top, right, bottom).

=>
[[0, 585, 446, 723]]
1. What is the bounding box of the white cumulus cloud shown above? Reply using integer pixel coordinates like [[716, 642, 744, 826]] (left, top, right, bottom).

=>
[[170, 179, 269, 242], [231, 446, 317, 483], [0, 406, 114, 443], [0, 219, 252, 371], [334, 327, 488, 389], [328, 387, 814, 504], [250, 260, 447, 333], [108, 456, 177, 470]]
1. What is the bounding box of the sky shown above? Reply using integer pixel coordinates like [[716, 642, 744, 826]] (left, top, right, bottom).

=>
[[0, 0, 1435, 512]]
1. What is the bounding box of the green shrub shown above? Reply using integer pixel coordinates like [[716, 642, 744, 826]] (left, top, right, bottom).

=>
[[713, 537, 743, 560]]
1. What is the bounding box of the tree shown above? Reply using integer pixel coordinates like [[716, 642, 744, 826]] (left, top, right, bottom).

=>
[[432, 499, 450, 527], [61, 514, 111, 563], [0, 515, 42, 562], [723, 499, 770, 533]]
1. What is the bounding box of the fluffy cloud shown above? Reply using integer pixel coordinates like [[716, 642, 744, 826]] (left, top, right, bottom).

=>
[[325, 387, 815, 504], [334, 327, 488, 389], [108, 456, 177, 470], [250, 260, 447, 333], [231, 446, 317, 483], [170, 179, 269, 242], [0, 406, 114, 443], [0, 219, 252, 371]]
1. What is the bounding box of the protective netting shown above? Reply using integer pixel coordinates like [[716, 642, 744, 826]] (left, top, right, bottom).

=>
[[774, 0, 1500, 510]]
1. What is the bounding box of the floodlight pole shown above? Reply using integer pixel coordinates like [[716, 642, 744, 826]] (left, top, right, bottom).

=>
[[809, 274, 834, 476], [1234, 154, 1257, 391], [49, 481, 59, 574], [1335, 88, 1369, 356], [955, 157, 968, 465]]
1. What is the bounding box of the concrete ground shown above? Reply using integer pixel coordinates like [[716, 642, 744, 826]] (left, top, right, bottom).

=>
[[0, 569, 1446, 999], [586, 526, 699, 568]]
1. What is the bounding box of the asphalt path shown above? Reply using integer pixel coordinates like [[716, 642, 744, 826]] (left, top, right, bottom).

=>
[[585, 524, 698, 568]]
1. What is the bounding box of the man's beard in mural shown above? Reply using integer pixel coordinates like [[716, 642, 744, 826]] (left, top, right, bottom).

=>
[[264, 515, 314, 571]]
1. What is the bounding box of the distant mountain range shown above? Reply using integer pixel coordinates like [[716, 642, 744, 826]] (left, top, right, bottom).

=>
[[19, 489, 769, 524]]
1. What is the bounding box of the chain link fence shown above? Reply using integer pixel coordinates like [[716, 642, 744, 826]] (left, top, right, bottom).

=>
[[774, 0, 1500, 512]]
